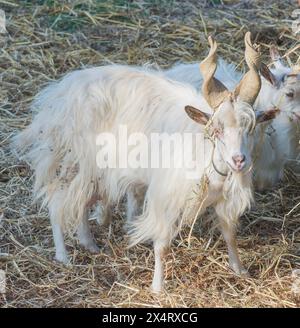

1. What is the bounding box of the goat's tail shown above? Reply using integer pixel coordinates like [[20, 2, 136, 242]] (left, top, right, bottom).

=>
[[11, 69, 110, 234]]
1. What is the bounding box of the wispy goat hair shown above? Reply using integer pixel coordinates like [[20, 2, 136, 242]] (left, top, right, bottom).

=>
[[13, 33, 276, 292]]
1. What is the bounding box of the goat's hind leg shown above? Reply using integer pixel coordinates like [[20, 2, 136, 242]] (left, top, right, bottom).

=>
[[48, 191, 69, 264], [51, 219, 69, 264], [126, 184, 146, 223], [77, 209, 100, 254]]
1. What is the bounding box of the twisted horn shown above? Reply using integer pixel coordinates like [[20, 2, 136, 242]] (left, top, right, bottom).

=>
[[200, 36, 230, 110], [234, 32, 262, 105]]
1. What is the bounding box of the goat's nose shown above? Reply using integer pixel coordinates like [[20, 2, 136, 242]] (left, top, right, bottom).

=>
[[232, 154, 246, 166]]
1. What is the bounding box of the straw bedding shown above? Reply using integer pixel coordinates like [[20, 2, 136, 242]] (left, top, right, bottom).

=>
[[0, 0, 300, 307]]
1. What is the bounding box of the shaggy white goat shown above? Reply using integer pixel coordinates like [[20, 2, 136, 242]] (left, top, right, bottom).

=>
[[13, 33, 275, 292], [164, 46, 300, 190], [254, 47, 300, 189]]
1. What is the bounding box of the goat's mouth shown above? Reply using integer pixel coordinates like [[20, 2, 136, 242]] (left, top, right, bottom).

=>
[[226, 161, 247, 173]]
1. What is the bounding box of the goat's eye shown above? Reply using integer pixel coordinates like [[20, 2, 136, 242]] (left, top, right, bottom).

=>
[[286, 91, 294, 99], [281, 75, 287, 83]]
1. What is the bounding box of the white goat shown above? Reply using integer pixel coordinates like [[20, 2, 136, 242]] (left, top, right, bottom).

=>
[[164, 46, 300, 190], [13, 33, 275, 292]]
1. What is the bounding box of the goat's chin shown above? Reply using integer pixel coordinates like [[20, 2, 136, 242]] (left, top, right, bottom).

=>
[[226, 161, 250, 174], [226, 161, 239, 173]]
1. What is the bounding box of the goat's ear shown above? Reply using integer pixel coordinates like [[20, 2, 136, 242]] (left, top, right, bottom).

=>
[[260, 63, 278, 87], [185, 105, 211, 125], [256, 108, 280, 124], [270, 45, 287, 71], [270, 45, 281, 62]]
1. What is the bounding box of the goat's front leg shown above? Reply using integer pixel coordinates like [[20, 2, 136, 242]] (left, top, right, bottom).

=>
[[77, 210, 100, 254], [218, 218, 248, 276], [126, 190, 139, 223]]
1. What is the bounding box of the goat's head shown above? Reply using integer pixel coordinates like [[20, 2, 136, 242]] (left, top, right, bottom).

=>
[[185, 32, 277, 173], [261, 45, 300, 120]]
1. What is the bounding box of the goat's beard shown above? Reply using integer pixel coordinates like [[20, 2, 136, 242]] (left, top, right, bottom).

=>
[[220, 170, 253, 225]]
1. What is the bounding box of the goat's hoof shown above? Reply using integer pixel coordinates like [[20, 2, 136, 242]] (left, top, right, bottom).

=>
[[150, 282, 164, 294], [55, 253, 70, 265], [238, 268, 250, 278], [231, 264, 249, 277], [82, 241, 101, 254]]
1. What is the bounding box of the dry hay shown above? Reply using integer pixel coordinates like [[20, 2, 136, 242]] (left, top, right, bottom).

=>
[[1, 0, 300, 308]]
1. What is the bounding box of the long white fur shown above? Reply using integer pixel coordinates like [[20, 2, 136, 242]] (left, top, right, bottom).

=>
[[13, 64, 259, 292]]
